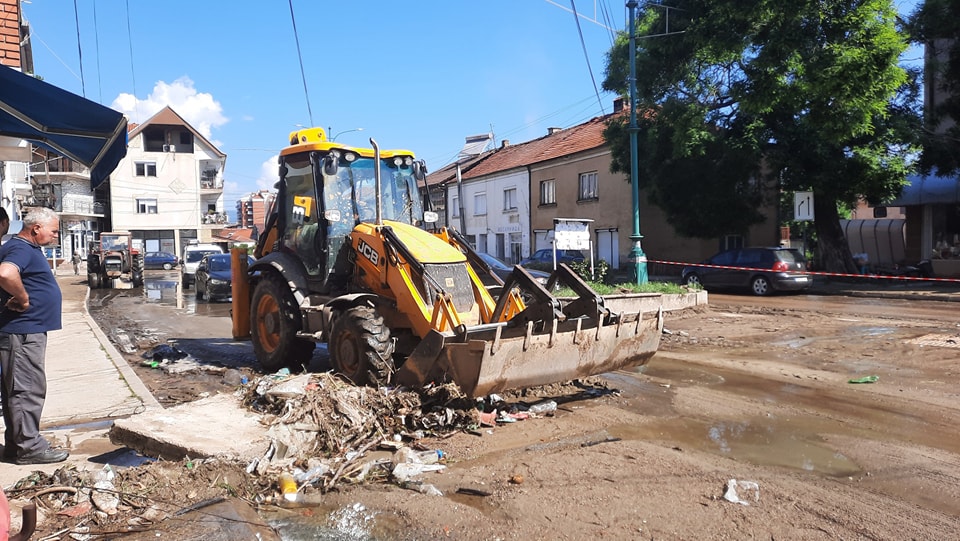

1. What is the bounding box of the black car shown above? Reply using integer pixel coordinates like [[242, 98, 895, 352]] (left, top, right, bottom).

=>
[[143, 251, 178, 270], [681, 247, 811, 296], [195, 253, 255, 302], [520, 249, 586, 267], [477, 252, 552, 288]]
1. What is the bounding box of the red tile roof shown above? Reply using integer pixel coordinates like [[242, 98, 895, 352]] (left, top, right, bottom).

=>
[[461, 114, 610, 180]]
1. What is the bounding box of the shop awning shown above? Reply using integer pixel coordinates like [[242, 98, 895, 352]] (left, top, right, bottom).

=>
[[0, 66, 127, 189], [888, 170, 960, 206]]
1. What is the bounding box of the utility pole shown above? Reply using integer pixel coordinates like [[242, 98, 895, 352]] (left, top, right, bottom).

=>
[[626, 0, 648, 284]]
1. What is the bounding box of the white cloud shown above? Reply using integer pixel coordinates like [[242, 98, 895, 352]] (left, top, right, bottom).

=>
[[256, 155, 279, 191], [111, 77, 228, 139]]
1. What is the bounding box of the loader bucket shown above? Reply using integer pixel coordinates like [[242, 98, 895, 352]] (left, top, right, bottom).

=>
[[394, 307, 663, 398]]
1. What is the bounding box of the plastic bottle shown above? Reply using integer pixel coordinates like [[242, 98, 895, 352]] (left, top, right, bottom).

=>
[[278, 472, 298, 502]]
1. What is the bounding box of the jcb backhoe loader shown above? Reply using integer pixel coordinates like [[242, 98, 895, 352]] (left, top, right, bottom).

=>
[[233, 127, 662, 398]]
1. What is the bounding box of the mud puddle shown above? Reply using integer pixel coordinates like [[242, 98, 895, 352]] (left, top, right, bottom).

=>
[[609, 417, 861, 476]]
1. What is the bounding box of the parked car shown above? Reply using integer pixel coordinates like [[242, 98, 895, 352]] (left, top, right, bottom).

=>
[[520, 249, 586, 267], [681, 246, 811, 296], [181, 243, 225, 288], [195, 253, 254, 301], [143, 251, 178, 270]]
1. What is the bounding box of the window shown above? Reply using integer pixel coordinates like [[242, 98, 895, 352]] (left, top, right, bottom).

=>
[[451, 196, 460, 217], [474, 193, 487, 216], [540, 179, 556, 205], [477, 233, 487, 253], [578, 172, 598, 201], [135, 162, 157, 177], [503, 188, 517, 211], [136, 198, 158, 214]]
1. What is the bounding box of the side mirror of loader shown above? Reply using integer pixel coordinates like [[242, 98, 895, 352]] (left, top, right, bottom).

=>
[[413, 159, 427, 181], [323, 154, 339, 177]]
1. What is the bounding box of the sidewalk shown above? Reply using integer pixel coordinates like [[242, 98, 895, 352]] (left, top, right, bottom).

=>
[[0, 268, 160, 488]]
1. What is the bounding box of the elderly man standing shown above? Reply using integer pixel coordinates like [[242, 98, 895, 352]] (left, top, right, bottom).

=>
[[0, 207, 68, 464]]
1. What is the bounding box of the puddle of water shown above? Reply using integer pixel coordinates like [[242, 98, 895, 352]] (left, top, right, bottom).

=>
[[265, 501, 405, 540], [849, 326, 896, 337], [609, 417, 861, 477], [635, 363, 726, 386]]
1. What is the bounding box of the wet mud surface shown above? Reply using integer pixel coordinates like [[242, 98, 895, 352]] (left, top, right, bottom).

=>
[[83, 277, 960, 539]]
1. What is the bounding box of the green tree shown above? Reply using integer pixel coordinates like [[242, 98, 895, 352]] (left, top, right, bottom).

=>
[[907, 0, 960, 174], [603, 0, 919, 273]]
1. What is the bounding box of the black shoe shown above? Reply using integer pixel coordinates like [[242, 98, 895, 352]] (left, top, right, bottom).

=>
[[16, 448, 69, 465]]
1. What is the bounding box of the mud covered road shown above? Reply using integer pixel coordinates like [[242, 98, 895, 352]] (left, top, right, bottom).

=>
[[88, 277, 960, 540]]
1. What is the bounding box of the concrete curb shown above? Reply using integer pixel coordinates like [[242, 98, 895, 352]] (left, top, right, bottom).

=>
[[81, 285, 163, 411]]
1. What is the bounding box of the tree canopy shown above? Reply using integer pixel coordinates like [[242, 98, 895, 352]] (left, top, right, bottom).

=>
[[907, 0, 960, 174], [602, 0, 919, 273]]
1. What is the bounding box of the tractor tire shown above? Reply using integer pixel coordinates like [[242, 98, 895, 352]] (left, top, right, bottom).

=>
[[250, 273, 315, 372], [132, 272, 144, 288], [329, 305, 395, 386], [88, 273, 101, 289]]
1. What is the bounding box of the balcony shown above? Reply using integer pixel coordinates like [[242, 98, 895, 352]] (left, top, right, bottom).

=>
[[60, 194, 103, 216], [202, 212, 228, 225]]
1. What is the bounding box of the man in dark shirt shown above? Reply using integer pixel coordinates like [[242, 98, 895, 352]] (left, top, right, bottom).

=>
[[0, 207, 68, 464]]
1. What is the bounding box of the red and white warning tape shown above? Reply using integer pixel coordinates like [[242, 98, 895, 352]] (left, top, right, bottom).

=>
[[646, 259, 960, 284]]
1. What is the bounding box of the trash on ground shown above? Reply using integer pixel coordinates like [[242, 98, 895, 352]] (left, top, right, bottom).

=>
[[848, 375, 879, 384], [527, 400, 558, 415], [723, 479, 760, 505]]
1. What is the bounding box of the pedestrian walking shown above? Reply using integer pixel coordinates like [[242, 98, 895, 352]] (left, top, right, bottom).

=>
[[0, 207, 68, 465], [72, 251, 81, 275]]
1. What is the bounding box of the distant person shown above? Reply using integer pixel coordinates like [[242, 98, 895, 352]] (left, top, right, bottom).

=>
[[0, 207, 68, 465], [0, 208, 9, 241], [72, 251, 81, 275]]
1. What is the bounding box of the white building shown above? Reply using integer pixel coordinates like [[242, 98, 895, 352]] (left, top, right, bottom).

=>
[[111, 106, 226, 255]]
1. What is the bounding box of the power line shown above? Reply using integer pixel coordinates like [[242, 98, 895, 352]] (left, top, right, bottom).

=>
[[124, 0, 140, 121], [72, 0, 85, 97], [570, 0, 606, 115], [287, 0, 314, 127], [92, 0, 103, 103]]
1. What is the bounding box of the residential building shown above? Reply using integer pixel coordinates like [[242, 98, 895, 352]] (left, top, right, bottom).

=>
[[111, 106, 227, 255], [236, 190, 275, 230], [29, 147, 103, 259], [437, 100, 778, 273], [421, 133, 495, 231]]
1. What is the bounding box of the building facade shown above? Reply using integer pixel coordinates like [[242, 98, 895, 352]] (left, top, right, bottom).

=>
[[111, 106, 226, 255], [236, 190, 275, 230]]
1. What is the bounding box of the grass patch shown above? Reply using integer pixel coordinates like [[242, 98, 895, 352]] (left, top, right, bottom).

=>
[[557, 281, 696, 297]]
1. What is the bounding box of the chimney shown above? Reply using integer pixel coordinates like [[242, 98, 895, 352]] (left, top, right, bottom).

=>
[[500, 139, 510, 149], [547, 127, 562, 135], [613, 97, 624, 113]]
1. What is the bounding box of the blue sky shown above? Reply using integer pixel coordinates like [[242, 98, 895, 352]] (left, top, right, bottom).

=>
[[22, 1, 627, 207], [22, 1, 922, 212]]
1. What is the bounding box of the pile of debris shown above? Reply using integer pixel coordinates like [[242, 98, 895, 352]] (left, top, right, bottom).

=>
[[240, 371, 615, 497]]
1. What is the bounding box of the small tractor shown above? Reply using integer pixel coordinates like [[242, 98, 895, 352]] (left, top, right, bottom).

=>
[[232, 127, 662, 397], [87, 231, 144, 289]]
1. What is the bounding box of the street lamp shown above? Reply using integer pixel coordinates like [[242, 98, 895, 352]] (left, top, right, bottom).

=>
[[626, 0, 648, 284], [329, 127, 364, 142]]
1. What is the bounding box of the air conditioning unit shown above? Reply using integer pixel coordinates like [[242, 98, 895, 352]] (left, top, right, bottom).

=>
[[162, 144, 171, 152]]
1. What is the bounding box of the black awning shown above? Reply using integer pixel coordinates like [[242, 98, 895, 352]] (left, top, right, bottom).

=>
[[0, 66, 127, 189]]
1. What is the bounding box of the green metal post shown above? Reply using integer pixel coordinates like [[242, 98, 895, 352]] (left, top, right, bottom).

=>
[[627, 0, 648, 284]]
